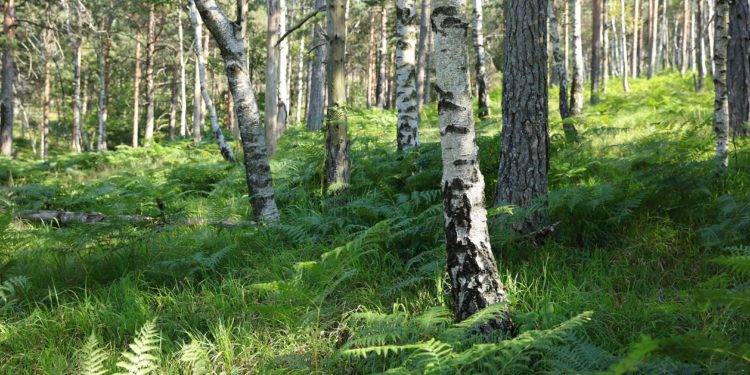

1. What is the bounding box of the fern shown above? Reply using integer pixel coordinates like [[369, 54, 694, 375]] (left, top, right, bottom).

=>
[[115, 320, 160, 375], [0, 276, 28, 310], [78, 334, 109, 375], [178, 336, 212, 375]]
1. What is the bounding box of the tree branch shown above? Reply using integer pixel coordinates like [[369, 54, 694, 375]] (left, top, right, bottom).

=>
[[275, 7, 324, 47]]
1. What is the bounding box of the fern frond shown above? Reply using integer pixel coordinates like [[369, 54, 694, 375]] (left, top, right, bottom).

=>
[[0, 275, 28, 307], [78, 334, 109, 375], [115, 320, 160, 375], [178, 337, 212, 375]]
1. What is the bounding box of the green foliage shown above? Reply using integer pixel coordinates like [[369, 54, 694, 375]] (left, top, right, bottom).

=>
[[78, 334, 110, 375], [0, 276, 28, 311], [115, 320, 160, 375]]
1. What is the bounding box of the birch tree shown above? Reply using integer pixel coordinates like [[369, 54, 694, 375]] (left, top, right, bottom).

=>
[[376, 4, 388, 108], [395, 0, 419, 152], [132, 33, 142, 148], [95, 0, 113, 151], [178, 5, 188, 138], [306, 0, 326, 131], [415, 0, 429, 112], [265, 0, 281, 153], [324, 0, 351, 190], [620, 0, 630, 92], [143, 5, 157, 146], [432, 0, 512, 329], [714, 0, 729, 170], [1, 0, 14, 157], [570, 0, 584, 116]]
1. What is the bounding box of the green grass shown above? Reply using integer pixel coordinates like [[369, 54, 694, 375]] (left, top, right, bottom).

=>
[[1, 73, 749, 373]]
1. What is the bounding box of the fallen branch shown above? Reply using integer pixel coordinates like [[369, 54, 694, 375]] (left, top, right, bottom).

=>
[[15, 210, 253, 227]]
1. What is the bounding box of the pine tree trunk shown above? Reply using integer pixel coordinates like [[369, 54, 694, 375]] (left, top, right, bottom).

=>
[[550, 0, 572, 125], [695, 0, 706, 89], [432, 0, 512, 328], [169, 66, 178, 141], [295, 34, 305, 124], [144, 5, 157, 146], [728, 0, 750, 137], [306, 0, 326, 131], [472, 0, 490, 118], [189, 0, 236, 162], [265, 0, 281, 153], [591, 0, 602, 104], [570, 0, 584, 116], [178, 7, 188, 138], [497, 0, 550, 235], [603, 0, 609, 91], [366, 11, 376, 108], [193, 0, 280, 222], [395, 0, 420, 152], [415, 0, 429, 111], [620, 0, 630, 92], [376, 4, 388, 108], [631, 0, 640, 78], [324, 0, 351, 190], [714, 0, 730, 170], [1, 0, 14, 157], [96, 34, 110, 151]]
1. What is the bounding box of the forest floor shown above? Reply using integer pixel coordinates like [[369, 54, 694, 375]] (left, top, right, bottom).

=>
[[1, 74, 750, 374]]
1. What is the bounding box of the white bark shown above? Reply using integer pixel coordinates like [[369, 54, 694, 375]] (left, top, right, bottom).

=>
[[570, 0, 584, 115], [179, 6, 188, 138], [395, 0, 419, 152], [265, 0, 280, 153], [714, 0, 729, 169], [278, 0, 290, 132]]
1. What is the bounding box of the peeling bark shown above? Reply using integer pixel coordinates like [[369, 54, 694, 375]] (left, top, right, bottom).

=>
[[396, 0, 420, 152]]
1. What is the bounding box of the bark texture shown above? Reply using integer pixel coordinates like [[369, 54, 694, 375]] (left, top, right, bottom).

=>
[[695, 0, 705, 89], [1, 0, 14, 157], [266, 0, 280, 153], [194, 0, 280, 222], [376, 4, 388, 108], [179, 7, 188, 138], [549, 0, 573, 128], [432, 0, 511, 327], [620, 0, 631, 92], [395, 0, 420, 152], [591, 0, 602, 104], [472, 0, 490, 118], [415, 0, 430, 111], [132, 36, 142, 148], [306, 0, 327, 131], [324, 0, 351, 190], [570, 0, 584, 116], [714, 0, 729, 170], [496, 0, 550, 235], [144, 5, 157, 146], [728, 0, 750, 137]]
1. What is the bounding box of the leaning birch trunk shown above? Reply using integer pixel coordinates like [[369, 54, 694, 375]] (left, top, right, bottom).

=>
[[278, 0, 290, 135], [265, 0, 281, 154], [0, 0, 13, 157], [728, 0, 750, 137], [694, 0, 705, 89], [305, 0, 326, 131], [620, 0, 631, 92], [189, 0, 236, 162], [395, 0, 420, 152], [144, 5, 157, 146], [376, 4, 388, 108], [324, 0, 350, 191], [714, 0, 729, 170], [570, 0, 584, 116], [193, 0, 280, 222], [472, 0, 490, 118], [432, 0, 512, 329], [132, 35, 142, 148], [549, 0, 574, 133], [178, 6, 188, 138], [415, 0, 429, 111], [496, 0, 550, 235]]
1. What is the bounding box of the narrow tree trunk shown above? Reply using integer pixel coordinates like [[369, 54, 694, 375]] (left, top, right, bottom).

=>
[[681, 0, 690, 74], [415, 0, 429, 112], [603, 0, 609, 92], [42, 45, 50, 159], [564, 0, 569, 73], [178, 6, 188, 137], [690, 0, 696, 71], [295, 35, 305, 124], [472, 0, 490, 117], [395, 0, 420, 152], [620, 0, 631, 92], [714, 0, 729, 170], [728, 0, 750, 137], [550, 0, 572, 125], [707, 0, 715, 74], [366, 11, 376, 108], [376, 4, 388, 108], [432, 0, 512, 328], [695, 0, 706, 89], [306, 0, 327, 131], [631, 0, 640, 78], [648, 0, 658, 77], [144, 5, 157, 146], [265, 0, 281, 153], [193, 22, 203, 143], [132, 35, 142, 148], [591, 0, 602, 104], [570, 0, 584, 116], [193, 0, 280, 222], [71, 3, 83, 153], [278, 0, 290, 136], [169, 66, 178, 140], [424, 28, 432, 103], [189, 0, 236, 162], [96, 16, 111, 152], [324, 0, 350, 190], [1, 0, 14, 157]]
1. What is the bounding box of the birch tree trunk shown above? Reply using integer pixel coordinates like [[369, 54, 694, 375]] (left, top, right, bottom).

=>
[[695, 0, 706, 89], [169, 66, 178, 140], [472, 0, 490, 118], [728, 0, 750, 137], [550, 0, 572, 125], [178, 6, 188, 138], [424, 28, 432, 103], [591, 0, 602, 104], [647, 0, 657, 77], [277, 0, 290, 136], [42, 34, 51, 159], [376, 4, 388, 108], [632, 0, 640, 78], [432, 0, 512, 328], [193, 19, 203, 143], [306, 0, 326, 131], [71, 2, 83, 153], [682, 0, 690, 74], [395, 0, 420, 152], [96, 37, 110, 151], [497, 0, 550, 235], [295, 35, 305, 124], [603, 0, 609, 91], [620, 0, 630, 92], [1, 0, 14, 157], [707, 0, 715, 74], [265, 0, 280, 154], [415, 0, 429, 111], [189, 0, 236, 162], [144, 5, 157, 146], [132, 36, 142, 148], [324, 0, 351, 190], [714, 0, 729, 170], [193, 0, 280, 222], [570, 0, 584, 116]]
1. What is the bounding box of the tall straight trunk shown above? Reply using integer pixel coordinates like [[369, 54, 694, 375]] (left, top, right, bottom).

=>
[[366, 11, 376, 108], [265, 0, 280, 154], [278, 0, 290, 134], [660, 0, 668, 69], [193, 22, 203, 143], [714, 0, 729, 170], [324, 0, 350, 190], [611, 9, 620, 76], [707, 0, 715, 74], [681, 0, 690, 74], [193, 0, 280, 222], [144, 5, 157, 146], [133, 37, 142, 148], [632, 0, 640, 78], [82, 76, 91, 151], [1, 0, 14, 157], [395, 0, 420, 152], [295, 35, 305, 124], [498, 0, 550, 235], [189, 0, 236, 162], [570, 0, 584, 116], [550, 0, 572, 123], [178, 7, 188, 137], [71, 2, 83, 153], [389, 49, 397, 109], [415, 0, 429, 111], [432, 0, 512, 328], [201, 29, 209, 129], [96, 37, 110, 151], [564, 0, 569, 73], [472, 0, 490, 117], [42, 45, 50, 159], [376, 4, 388, 108], [648, 0, 658, 77], [591, 0, 602, 104], [728, 0, 750, 137], [695, 0, 706, 89], [603, 0, 610, 91], [170, 66, 178, 140], [424, 28, 432, 103], [690, 0, 696, 71], [306, 0, 326, 131], [620, 0, 631, 92]]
